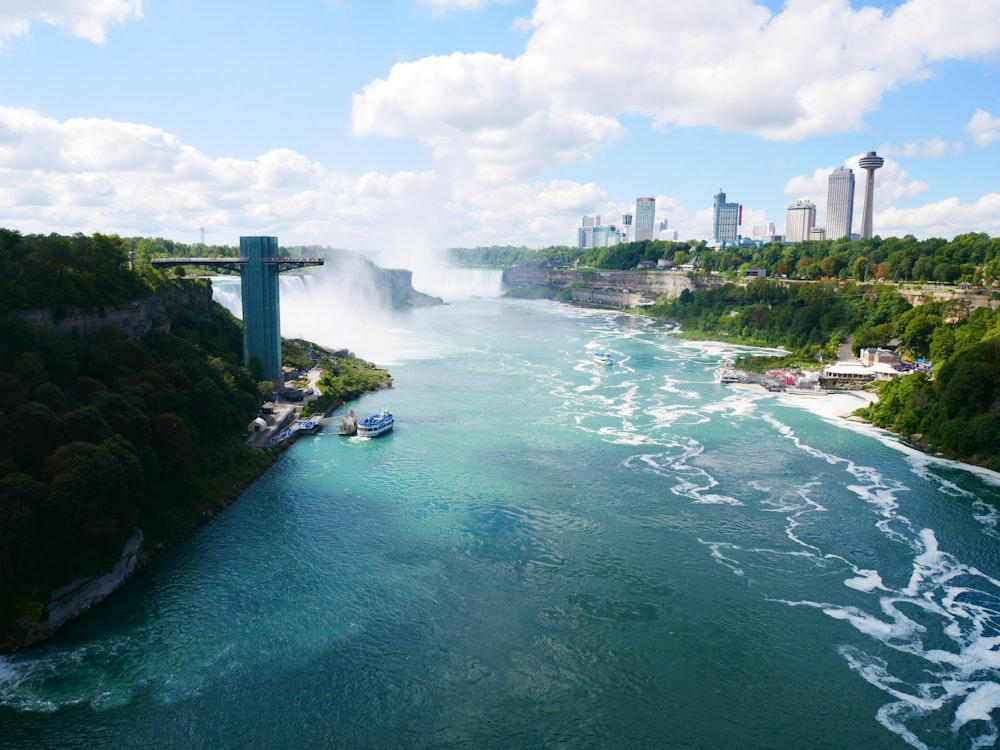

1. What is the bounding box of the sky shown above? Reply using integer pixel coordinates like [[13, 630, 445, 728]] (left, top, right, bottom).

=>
[[1, 0, 999, 257]]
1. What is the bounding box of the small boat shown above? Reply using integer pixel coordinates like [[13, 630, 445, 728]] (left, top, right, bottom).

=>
[[357, 407, 394, 437], [715, 366, 740, 384], [593, 351, 613, 365]]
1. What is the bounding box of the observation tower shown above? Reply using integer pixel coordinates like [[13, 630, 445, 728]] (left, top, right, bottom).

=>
[[858, 151, 884, 240], [152, 236, 323, 385]]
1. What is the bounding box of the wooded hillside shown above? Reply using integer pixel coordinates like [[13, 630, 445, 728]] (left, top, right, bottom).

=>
[[0, 230, 271, 647]]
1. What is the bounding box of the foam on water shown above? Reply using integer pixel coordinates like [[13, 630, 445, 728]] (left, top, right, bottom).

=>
[[609, 330, 1000, 748], [713, 408, 1000, 748]]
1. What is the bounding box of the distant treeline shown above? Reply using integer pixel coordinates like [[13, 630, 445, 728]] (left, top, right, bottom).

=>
[[451, 233, 1000, 285]]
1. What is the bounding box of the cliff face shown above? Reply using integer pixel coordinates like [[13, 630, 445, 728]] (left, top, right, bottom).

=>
[[502, 267, 725, 297], [376, 267, 443, 307], [15, 285, 214, 339], [14, 531, 144, 650]]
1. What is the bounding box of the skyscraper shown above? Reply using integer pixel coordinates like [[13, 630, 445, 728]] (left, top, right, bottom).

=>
[[826, 167, 855, 240], [635, 197, 655, 241], [713, 190, 740, 244], [858, 151, 884, 240], [785, 200, 816, 243]]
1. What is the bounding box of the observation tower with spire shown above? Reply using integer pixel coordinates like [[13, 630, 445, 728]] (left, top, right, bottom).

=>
[[858, 151, 884, 240]]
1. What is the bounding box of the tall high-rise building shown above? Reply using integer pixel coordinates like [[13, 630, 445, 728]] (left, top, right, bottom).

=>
[[858, 151, 884, 240], [635, 197, 656, 241], [713, 190, 740, 244], [826, 167, 855, 240], [785, 200, 816, 243]]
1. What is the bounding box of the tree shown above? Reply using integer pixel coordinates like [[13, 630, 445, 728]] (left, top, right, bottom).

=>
[[852, 257, 870, 281], [899, 313, 939, 358]]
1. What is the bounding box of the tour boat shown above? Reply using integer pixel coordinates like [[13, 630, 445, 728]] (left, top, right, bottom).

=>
[[357, 407, 394, 437], [593, 351, 613, 365], [714, 366, 741, 384]]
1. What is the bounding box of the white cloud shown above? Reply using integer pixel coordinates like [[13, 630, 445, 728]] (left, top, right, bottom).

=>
[[351, 0, 1000, 181], [0, 105, 435, 245], [881, 137, 963, 159], [967, 109, 1000, 147], [876, 193, 1000, 239], [0, 0, 142, 48], [0, 104, 610, 249], [352, 52, 625, 183]]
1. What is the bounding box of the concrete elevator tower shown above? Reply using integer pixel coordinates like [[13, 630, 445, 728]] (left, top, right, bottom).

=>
[[151, 236, 323, 384], [240, 236, 283, 383], [858, 151, 884, 240]]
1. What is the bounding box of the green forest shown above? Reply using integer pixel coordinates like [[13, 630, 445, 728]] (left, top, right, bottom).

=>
[[0, 229, 384, 650]]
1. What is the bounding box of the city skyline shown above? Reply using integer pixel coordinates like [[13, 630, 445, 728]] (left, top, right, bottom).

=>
[[1, 1, 999, 259]]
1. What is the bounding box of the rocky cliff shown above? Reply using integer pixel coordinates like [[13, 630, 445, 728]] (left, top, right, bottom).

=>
[[12, 530, 144, 650], [15, 285, 214, 339], [502, 266, 725, 298], [377, 267, 443, 307]]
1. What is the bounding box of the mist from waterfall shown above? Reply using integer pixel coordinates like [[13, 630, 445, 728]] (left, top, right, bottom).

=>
[[208, 258, 505, 366]]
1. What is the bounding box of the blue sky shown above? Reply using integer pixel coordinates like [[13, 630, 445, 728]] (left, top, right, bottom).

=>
[[1, 0, 998, 255]]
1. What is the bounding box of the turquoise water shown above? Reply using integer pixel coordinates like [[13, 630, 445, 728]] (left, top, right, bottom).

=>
[[3, 285, 1000, 749]]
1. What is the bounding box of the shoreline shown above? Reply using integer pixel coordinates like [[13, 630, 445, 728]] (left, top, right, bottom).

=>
[[728, 381, 1000, 483], [662, 329, 1000, 482], [729, 381, 880, 419]]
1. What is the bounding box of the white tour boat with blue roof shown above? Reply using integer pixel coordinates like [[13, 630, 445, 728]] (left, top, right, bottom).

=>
[[593, 351, 613, 365], [357, 407, 394, 437]]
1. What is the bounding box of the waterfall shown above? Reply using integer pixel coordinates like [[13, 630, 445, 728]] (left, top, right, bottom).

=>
[[208, 271, 432, 365], [210, 276, 243, 317], [410, 267, 505, 302]]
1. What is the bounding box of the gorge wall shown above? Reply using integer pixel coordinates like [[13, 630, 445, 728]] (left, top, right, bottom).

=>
[[16, 284, 215, 339], [502, 266, 726, 298]]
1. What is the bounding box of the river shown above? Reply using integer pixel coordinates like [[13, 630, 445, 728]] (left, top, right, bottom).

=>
[[2, 269, 999, 749]]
